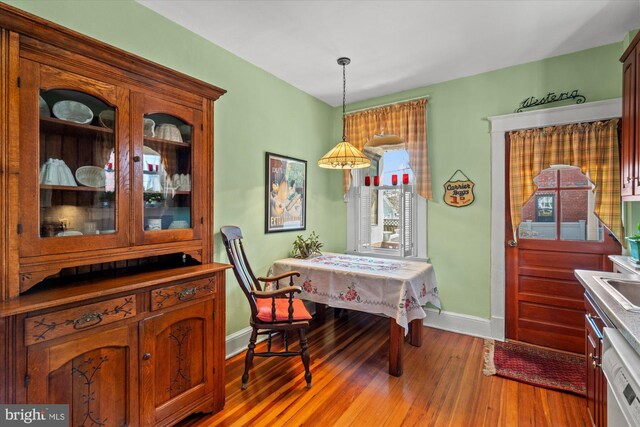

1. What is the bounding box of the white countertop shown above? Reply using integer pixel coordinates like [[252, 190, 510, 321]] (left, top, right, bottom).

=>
[[575, 269, 640, 355], [610, 255, 640, 275]]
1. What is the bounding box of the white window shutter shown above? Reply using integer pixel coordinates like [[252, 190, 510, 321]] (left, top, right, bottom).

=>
[[402, 189, 414, 257], [358, 186, 371, 251]]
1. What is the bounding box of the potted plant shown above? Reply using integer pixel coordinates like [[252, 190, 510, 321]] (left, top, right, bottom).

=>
[[291, 231, 323, 259], [626, 223, 640, 262]]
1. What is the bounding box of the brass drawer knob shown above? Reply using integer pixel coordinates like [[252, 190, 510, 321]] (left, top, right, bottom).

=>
[[143, 353, 152, 360]]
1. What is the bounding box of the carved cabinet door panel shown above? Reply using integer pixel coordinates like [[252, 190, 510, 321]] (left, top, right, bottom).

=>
[[140, 300, 214, 426], [26, 324, 139, 427]]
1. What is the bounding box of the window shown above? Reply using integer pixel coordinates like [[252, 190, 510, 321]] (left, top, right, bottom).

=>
[[346, 149, 427, 259], [518, 165, 603, 241]]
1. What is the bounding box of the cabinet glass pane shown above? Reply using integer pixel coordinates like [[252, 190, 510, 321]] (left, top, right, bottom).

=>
[[39, 90, 116, 238], [143, 113, 192, 231]]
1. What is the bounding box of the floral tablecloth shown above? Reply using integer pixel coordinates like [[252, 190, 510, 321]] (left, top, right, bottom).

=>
[[271, 253, 440, 334]]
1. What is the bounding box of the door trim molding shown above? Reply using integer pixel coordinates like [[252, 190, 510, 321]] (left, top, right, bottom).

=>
[[487, 98, 622, 341]]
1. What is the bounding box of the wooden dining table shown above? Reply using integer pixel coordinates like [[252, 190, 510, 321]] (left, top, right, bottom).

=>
[[271, 252, 440, 376]]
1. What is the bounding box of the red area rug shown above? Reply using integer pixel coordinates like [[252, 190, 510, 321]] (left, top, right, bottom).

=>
[[483, 339, 586, 396]]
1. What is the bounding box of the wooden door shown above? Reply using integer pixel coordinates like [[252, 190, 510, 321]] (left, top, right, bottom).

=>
[[622, 46, 637, 198], [26, 324, 138, 426], [140, 300, 214, 426], [131, 92, 204, 246], [505, 158, 620, 353], [17, 59, 130, 257]]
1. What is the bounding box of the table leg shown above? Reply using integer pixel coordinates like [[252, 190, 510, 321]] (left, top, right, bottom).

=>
[[389, 318, 403, 377], [315, 303, 326, 322], [409, 318, 423, 347]]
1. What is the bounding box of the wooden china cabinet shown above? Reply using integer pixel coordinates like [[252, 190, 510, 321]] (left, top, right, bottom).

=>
[[0, 4, 229, 426], [620, 31, 640, 200]]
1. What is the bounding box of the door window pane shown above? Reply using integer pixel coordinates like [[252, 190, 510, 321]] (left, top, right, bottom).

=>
[[39, 89, 116, 237], [560, 167, 590, 188], [533, 169, 557, 188], [519, 191, 557, 239], [560, 189, 603, 241]]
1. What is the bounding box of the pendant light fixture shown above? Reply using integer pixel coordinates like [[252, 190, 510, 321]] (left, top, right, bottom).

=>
[[318, 57, 371, 169]]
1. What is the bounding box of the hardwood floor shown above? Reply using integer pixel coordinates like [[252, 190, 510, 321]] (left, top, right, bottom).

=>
[[180, 310, 591, 427]]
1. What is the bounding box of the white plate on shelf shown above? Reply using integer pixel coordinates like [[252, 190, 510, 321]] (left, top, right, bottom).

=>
[[56, 230, 83, 237], [168, 220, 189, 229], [99, 229, 116, 234], [39, 96, 50, 118], [52, 100, 93, 124]]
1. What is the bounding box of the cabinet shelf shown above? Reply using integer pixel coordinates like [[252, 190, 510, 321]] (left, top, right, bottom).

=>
[[144, 137, 191, 148], [40, 116, 114, 137], [40, 184, 108, 192]]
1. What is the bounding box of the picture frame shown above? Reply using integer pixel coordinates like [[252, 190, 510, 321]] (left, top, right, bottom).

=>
[[265, 152, 307, 233]]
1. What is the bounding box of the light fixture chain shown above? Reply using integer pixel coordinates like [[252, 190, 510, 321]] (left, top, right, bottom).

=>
[[342, 61, 346, 141]]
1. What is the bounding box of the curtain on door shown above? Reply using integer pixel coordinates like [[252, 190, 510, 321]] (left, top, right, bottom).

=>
[[343, 98, 432, 200], [509, 119, 622, 242]]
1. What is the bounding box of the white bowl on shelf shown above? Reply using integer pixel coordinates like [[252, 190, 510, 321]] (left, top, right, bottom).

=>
[[98, 110, 115, 128], [40, 158, 77, 186], [144, 118, 155, 137], [52, 100, 93, 124], [155, 124, 183, 142], [75, 166, 106, 188]]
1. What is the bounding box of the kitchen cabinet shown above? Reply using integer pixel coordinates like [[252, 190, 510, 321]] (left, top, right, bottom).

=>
[[9, 266, 227, 426], [26, 324, 140, 426], [584, 292, 613, 427], [140, 300, 215, 426], [0, 4, 229, 425], [620, 31, 640, 200]]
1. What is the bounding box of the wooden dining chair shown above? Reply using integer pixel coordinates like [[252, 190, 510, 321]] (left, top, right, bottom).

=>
[[220, 225, 312, 389]]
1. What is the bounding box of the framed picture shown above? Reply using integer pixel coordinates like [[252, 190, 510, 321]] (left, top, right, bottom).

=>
[[265, 152, 307, 233]]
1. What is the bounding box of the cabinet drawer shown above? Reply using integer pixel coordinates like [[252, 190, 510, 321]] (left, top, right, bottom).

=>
[[25, 295, 136, 346], [151, 277, 216, 311]]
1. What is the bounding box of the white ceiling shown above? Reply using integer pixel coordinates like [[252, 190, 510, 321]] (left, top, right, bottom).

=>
[[137, 0, 640, 107]]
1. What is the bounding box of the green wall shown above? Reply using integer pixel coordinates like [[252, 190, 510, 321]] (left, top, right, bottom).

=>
[[6, 0, 345, 334], [344, 43, 624, 317], [5, 0, 634, 330]]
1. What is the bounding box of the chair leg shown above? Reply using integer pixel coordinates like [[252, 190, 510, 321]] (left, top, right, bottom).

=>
[[242, 328, 258, 390], [267, 332, 272, 352], [299, 329, 312, 388]]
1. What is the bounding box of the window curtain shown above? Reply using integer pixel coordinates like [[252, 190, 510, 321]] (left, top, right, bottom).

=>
[[343, 98, 432, 200], [508, 119, 622, 242]]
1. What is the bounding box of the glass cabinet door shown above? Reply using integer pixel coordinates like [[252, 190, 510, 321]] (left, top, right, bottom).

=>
[[19, 61, 129, 257], [132, 93, 203, 245]]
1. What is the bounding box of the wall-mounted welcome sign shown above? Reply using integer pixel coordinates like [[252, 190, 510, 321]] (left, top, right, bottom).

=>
[[443, 170, 475, 208], [514, 90, 586, 113]]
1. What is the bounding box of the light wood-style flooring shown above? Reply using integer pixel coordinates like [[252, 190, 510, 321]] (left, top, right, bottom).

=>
[[181, 310, 590, 426]]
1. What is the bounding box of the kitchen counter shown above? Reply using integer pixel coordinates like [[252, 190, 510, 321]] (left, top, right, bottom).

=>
[[609, 254, 640, 274], [575, 269, 640, 355]]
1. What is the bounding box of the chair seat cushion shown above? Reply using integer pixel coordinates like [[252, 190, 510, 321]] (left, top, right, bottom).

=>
[[256, 298, 312, 322]]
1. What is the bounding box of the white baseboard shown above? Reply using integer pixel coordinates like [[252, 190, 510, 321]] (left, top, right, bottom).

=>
[[423, 308, 503, 340], [227, 309, 504, 358], [225, 326, 270, 359]]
